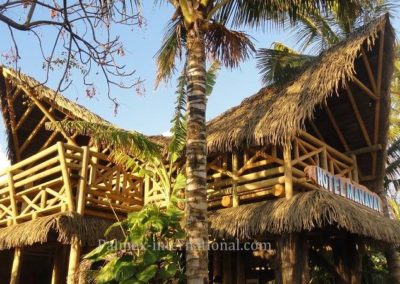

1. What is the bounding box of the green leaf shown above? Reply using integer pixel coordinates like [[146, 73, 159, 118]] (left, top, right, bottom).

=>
[[84, 240, 115, 261], [114, 256, 136, 282], [96, 258, 118, 283], [143, 249, 158, 266], [136, 264, 158, 282]]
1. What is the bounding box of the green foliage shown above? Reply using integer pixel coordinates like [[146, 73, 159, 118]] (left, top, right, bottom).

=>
[[46, 121, 160, 161], [256, 42, 316, 85], [362, 252, 390, 284], [85, 204, 186, 284], [168, 61, 220, 163]]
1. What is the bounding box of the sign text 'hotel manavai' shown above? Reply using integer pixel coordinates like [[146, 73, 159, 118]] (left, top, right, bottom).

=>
[[305, 166, 382, 213]]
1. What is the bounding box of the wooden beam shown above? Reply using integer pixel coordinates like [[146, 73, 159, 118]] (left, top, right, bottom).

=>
[[232, 153, 239, 207], [324, 105, 351, 152], [345, 144, 382, 156], [345, 86, 372, 146], [57, 142, 75, 212], [28, 95, 77, 146], [10, 248, 22, 284], [15, 103, 35, 130], [309, 120, 325, 142], [77, 146, 89, 214], [377, 30, 385, 98], [360, 47, 378, 94], [39, 131, 60, 151], [352, 77, 378, 101], [5, 82, 21, 161], [7, 172, 18, 225], [20, 109, 53, 153], [283, 143, 293, 199]]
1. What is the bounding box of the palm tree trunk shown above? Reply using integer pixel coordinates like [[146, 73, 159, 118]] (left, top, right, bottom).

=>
[[185, 27, 209, 283], [378, 191, 400, 283]]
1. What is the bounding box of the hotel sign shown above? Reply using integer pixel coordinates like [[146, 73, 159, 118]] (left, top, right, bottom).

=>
[[305, 166, 382, 213]]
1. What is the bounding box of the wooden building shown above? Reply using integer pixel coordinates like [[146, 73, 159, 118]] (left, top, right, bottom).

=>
[[0, 14, 399, 283]]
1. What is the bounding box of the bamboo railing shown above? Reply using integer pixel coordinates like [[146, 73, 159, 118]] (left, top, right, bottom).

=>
[[207, 131, 356, 207], [0, 142, 143, 227]]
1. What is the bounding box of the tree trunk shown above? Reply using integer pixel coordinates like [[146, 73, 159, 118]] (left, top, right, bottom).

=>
[[185, 27, 209, 284], [379, 192, 400, 283]]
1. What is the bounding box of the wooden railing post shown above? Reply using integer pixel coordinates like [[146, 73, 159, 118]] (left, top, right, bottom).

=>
[[7, 171, 18, 225], [77, 146, 89, 215], [57, 142, 75, 212], [232, 153, 239, 207], [283, 143, 293, 199], [144, 175, 150, 205]]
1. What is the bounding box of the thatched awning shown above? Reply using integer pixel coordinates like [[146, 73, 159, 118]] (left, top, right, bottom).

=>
[[0, 213, 123, 250], [207, 14, 395, 153], [209, 190, 400, 245]]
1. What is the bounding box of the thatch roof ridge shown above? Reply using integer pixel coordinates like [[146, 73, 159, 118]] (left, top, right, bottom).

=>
[[0, 66, 111, 125], [209, 190, 400, 245], [207, 14, 394, 153], [0, 212, 123, 250]]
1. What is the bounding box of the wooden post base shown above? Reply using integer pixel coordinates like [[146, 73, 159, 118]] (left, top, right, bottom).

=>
[[275, 234, 309, 284]]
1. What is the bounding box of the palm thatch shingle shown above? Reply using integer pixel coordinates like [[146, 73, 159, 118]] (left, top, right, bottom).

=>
[[0, 212, 123, 250], [209, 190, 400, 245], [207, 14, 395, 153]]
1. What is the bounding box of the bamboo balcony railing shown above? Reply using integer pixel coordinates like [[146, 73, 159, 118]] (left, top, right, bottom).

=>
[[207, 131, 356, 207], [0, 142, 144, 227]]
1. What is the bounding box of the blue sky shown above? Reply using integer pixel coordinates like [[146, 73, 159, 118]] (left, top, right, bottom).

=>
[[0, 3, 399, 165]]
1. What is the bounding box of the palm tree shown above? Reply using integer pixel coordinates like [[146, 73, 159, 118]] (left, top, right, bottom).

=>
[[154, 1, 365, 282]]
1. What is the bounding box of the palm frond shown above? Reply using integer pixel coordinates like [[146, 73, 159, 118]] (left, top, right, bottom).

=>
[[155, 17, 185, 86], [386, 136, 400, 191], [388, 198, 400, 220], [46, 121, 160, 161], [292, 11, 341, 53], [168, 61, 220, 162], [215, 0, 365, 30], [169, 68, 187, 163], [205, 23, 255, 68], [256, 45, 316, 86], [205, 61, 221, 96]]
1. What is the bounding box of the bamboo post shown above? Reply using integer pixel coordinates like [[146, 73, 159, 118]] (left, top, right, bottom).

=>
[[10, 248, 22, 284], [144, 175, 150, 205], [67, 236, 81, 284], [7, 171, 18, 224], [236, 252, 245, 284], [51, 245, 66, 284], [77, 146, 89, 215], [283, 143, 293, 199], [222, 251, 232, 284], [351, 154, 359, 183], [57, 142, 75, 212], [232, 153, 239, 207], [321, 146, 328, 171]]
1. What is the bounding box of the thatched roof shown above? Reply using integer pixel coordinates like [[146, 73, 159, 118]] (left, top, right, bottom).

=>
[[0, 212, 123, 250], [207, 14, 395, 153], [209, 190, 400, 245], [1, 67, 110, 125]]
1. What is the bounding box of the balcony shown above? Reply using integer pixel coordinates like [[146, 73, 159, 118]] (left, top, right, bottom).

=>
[[0, 142, 143, 227], [207, 131, 356, 207]]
